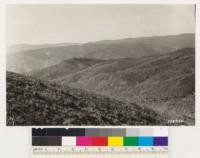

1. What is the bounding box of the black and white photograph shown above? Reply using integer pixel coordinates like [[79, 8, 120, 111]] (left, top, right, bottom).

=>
[[6, 4, 195, 126]]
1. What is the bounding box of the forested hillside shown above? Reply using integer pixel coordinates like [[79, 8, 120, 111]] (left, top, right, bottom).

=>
[[7, 71, 164, 126]]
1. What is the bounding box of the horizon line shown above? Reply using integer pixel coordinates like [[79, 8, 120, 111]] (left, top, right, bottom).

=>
[[8, 32, 195, 46]]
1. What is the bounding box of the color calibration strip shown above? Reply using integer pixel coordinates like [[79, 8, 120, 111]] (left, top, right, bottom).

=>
[[32, 128, 168, 158], [32, 128, 168, 147]]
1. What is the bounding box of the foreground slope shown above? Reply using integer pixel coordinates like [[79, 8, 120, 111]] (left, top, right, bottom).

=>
[[7, 34, 194, 73], [6, 71, 164, 126]]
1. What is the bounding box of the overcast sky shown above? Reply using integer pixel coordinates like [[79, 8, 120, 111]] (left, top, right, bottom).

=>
[[7, 4, 195, 45]]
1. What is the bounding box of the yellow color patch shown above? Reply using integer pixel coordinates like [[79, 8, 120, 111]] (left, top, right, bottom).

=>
[[108, 137, 123, 146]]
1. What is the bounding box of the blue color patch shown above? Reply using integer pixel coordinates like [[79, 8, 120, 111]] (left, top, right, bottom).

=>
[[138, 137, 153, 146]]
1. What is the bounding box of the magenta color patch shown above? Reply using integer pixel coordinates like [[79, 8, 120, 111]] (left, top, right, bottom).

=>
[[76, 136, 93, 146]]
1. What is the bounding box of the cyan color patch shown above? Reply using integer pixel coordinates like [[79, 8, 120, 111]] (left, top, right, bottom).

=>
[[138, 137, 153, 146]]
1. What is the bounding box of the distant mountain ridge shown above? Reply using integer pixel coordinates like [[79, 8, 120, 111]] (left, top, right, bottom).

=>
[[7, 33, 195, 73], [7, 43, 78, 53]]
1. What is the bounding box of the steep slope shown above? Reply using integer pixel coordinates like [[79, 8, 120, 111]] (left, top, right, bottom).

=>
[[30, 58, 105, 80], [6, 71, 164, 126], [7, 34, 194, 73], [49, 48, 194, 124]]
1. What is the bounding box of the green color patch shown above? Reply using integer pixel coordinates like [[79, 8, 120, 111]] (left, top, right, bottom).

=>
[[123, 137, 138, 146]]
